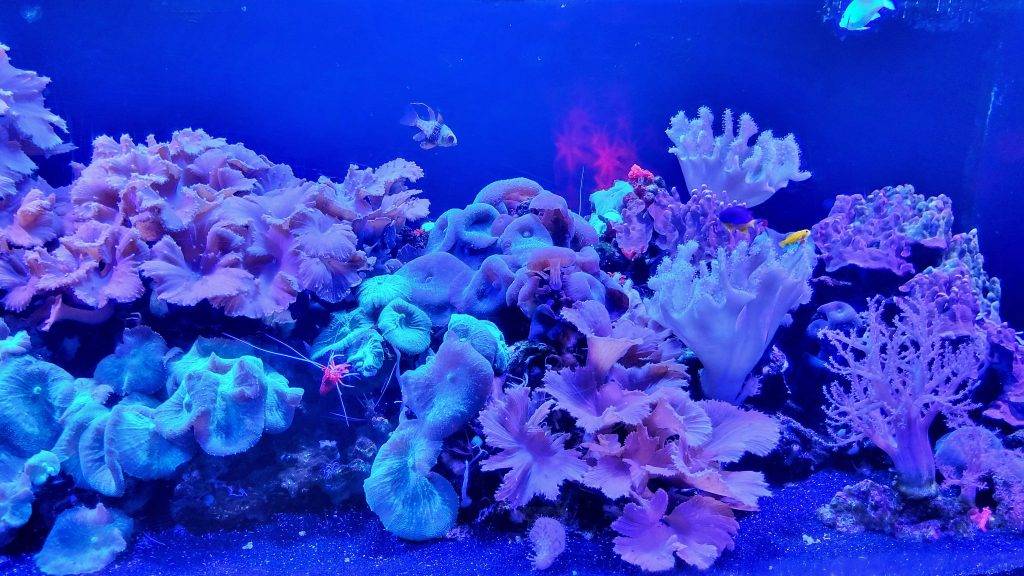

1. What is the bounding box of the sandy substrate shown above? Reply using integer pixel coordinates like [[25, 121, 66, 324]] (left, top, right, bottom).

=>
[[3, 470, 1023, 576]]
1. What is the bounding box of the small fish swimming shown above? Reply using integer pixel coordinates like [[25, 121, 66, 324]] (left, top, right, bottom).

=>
[[719, 205, 756, 233], [839, 0, 895, 31], [400, 102, 457, 150], [780, 229, 811, 248]]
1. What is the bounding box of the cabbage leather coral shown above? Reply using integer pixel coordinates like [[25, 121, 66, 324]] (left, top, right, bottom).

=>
[[479, 386, 587, 508], [666, 107, 809, 207], [0, 44, 70, 183], [812, 184, 953, 275], [823, 296, 986, 498], [34, 504, 133, 576], [647, 233, 814, 403]]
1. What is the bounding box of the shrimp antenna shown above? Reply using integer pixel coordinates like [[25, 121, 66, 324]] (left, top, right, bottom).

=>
[[577, 166, 586, 216], [221, 333, 324, 369], [260, 332, 317, 364]]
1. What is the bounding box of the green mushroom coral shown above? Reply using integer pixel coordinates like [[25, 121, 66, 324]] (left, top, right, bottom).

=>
[[0, 450, 60, 546], [34, 503, 133, 576], [93, 325, 169, 396], [155, 347, 303, 457], [378, 298, 432, 356], [363, 419, 458, 541], [0, 353, 75, 457]]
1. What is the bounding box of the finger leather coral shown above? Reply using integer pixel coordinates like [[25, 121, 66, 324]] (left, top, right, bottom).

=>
[[666, 106, 809, 207], [647, 234, 814, 403], [363, 419, 458, 541]]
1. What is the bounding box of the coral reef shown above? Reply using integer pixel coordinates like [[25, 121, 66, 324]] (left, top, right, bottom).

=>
[[2, 42, 1024, 576]]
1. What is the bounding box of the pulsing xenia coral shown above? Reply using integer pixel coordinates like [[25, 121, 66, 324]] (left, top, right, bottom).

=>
[[666, 107, 809, 207], [647, 233, 815, 403], [823, 296, 986, 498]]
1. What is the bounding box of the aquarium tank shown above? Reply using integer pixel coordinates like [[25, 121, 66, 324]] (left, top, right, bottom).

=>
[[1, 1, 1024, 574]]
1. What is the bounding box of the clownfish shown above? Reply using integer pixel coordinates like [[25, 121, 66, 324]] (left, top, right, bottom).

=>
[[400, 102, 457, 150], [780, 229, 811, 248]]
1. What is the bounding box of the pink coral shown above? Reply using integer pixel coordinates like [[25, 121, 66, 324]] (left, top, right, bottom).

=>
[[479, 386, 586, 508], [823, 296, 986, 497], [611, 489, 738, 571]]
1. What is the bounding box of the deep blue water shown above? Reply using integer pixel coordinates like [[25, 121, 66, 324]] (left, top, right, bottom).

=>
[[1, 0, 1022, 323]]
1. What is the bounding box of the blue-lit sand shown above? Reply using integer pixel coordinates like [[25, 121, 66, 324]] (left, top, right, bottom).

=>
[[3, 471, 1022, 576]]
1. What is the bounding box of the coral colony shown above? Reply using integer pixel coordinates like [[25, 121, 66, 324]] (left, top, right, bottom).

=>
[[1, 44, 1023, 576]]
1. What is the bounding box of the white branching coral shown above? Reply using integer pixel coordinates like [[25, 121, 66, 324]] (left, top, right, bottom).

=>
[[666, 107, 809, 207]]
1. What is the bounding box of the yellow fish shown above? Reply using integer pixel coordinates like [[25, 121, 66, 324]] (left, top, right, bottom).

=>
[[780, 229, 811, 248]]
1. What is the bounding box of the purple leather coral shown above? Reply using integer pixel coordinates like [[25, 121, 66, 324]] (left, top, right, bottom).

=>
[[666, 107, 809, 207], [812, 184, 953, 275], [823, 296, 985, 498]]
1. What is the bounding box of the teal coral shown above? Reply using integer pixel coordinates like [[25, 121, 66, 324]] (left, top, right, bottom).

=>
[[93, 325, 169, 395], [378, 298, 433, 356], [34, 504, 133, 576]]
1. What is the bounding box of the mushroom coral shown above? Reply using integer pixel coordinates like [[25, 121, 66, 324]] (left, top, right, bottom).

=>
[[0, 450, 59, 545], [155, 345, 303, 456], [666, 107, 809, 207], [0, 352, 75, 456], [363, 420, 458, 541], [647, 233, 814, 403], [34, 504, 133, 576], [93, 325, 169, 395], [378, 298, 432, 356], [399, 331, 495, 440]]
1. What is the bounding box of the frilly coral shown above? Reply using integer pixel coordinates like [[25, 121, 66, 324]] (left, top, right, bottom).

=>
[[528, 517, 567, 570], [479, 386, 586, 508], [0, 44, 70, 182], [34, 503, 133, 576], [647, 233, 815, 403], [612, 489, 738, 571], [812, 184, 953, 275], [666, 107, 809, 207], [363, 420, 458, 541]]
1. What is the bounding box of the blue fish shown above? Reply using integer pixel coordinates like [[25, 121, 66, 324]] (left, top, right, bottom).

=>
[[719, 205, 755, 231], [840, 0, 895, 31]]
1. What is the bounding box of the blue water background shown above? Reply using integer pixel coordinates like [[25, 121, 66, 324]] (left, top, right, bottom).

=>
[[0, 0, 1021, 322]]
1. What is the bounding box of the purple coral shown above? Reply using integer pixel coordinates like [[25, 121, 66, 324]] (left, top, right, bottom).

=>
[[812, 184, 953, 275], [666, 107, 809, 207], [823, 296, 986, 497]]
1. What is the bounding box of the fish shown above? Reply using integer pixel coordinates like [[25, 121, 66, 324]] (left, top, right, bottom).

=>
[[719, 205, 756, 232], [839, 0, 895, 31], [780, 229, 811, 248], [400, 102, 457, 150]]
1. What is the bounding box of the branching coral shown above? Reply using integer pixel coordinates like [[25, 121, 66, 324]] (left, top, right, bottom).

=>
[[647, 233, 814, 403], [812, 184, 953, 275], [823, 296, 985, 498], [666, 107, 809, 207]]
